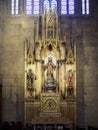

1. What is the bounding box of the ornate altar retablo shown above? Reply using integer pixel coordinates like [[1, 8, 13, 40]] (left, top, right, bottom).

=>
[[24, 7, 76, 128]]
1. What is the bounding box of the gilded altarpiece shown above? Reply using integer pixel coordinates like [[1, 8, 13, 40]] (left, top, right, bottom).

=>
[[24, 9, 76, 128]]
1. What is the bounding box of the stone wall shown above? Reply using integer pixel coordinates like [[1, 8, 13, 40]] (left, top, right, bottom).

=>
[[1, 16, 24, 122], [76, 17, 98, 127], [60, 16, 98, 128], [0, 14, 36, 123]]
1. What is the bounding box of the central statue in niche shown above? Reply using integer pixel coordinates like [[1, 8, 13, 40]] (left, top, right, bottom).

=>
[[46, 57, 56, 80], [44, 57, 57, 92]]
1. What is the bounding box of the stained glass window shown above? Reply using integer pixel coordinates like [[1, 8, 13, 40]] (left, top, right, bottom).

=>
[[61, 0, 67, 14], [86, 0, 89, 14], [34, 0, 39, 14], [26, 0, 39, 15], [82, 0, 85, 14], [44, 0, 49, 10], [61, 0, 74, 15], [82, 0, 89, 14], [68, 0, 74, 14], [26, 0, 32, 14], [11, 0, 19, 15], [51, 0, 57, 10]]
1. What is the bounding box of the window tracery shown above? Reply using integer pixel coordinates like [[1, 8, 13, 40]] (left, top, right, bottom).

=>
[[82, 0, 89, 14], [44, 0, 50, 9], [61, 0, 74, 15], [68, 0, 74, 14], [51, 0, 57, 10], [34, 0, 39, 14], [11, 0, 90, 16], [26, 0, 32, 14], [26, 0, 39, 15], [11, 0, 19, 15], [61, 0, 67, 14]]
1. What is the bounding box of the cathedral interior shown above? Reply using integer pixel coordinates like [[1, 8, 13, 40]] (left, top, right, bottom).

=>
[[0, 0, 98, 130]]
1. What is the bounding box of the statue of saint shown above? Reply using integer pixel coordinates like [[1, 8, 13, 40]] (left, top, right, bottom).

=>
[[45, 57, 56, 81], [67, 70, 74, 87], [27, 69, 34, 88]]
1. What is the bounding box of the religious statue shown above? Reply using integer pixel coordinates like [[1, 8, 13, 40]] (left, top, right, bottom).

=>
[[67, 69, 74, 87], [27, 69, 35, 89], [45, 57, 56, 81]]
